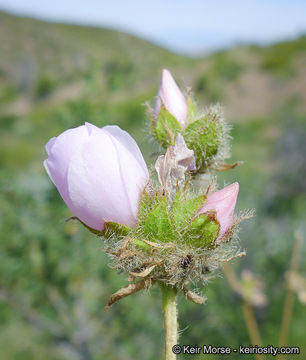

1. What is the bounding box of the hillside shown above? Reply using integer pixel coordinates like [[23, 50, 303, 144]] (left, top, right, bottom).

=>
[[1, 11, 306, 120], [0, 11, 193, 113]]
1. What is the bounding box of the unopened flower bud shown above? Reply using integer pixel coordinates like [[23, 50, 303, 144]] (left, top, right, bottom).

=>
[[44, 123, 149, 231], [197, 182, 239, 241], [151, 71, 230, 172], [154, 69, 188, 128]]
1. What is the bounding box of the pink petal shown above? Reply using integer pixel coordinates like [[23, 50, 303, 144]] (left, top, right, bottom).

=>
[[44, 125, 90, 209], [67, 125, 148, 230], [103, 125, 149, 176], [45, 137, 57, 155], [198, 182, 239, 240], [154, 69, 188, 129], [44, 123, 149, 231]]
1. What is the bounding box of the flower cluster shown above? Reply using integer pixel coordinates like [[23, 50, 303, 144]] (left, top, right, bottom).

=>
[[44, 70, 249, 305]]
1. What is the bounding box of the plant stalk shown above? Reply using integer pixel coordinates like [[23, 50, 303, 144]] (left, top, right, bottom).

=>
[[278, 231, 302, 352], [161, 284, 178, 360], [242, 302, 265, 360], [223, 264, 265, 360]]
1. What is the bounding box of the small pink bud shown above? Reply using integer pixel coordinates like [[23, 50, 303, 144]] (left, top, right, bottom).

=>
[[44, 123, 149, 231], [154, 69, 188, 129], [198, 182, 239, 240]]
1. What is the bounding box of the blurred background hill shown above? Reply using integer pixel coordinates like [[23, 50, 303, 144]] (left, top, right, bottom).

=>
[[0, 10, 305, 360]]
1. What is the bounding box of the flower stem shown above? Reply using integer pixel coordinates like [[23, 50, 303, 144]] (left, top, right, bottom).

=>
[[223, 264, 265, 360], [278, 231, 302, 352], [242, 302, 265, 360], [161, 284, 178, 360]]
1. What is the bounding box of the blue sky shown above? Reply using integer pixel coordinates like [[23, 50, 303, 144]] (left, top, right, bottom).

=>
[[1, 0, 306, 54]]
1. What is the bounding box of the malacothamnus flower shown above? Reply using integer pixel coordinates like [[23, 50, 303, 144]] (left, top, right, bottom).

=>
[[44, 121, 247, 305], [44, 122, 149, 231], [43, 69, 252, 360]]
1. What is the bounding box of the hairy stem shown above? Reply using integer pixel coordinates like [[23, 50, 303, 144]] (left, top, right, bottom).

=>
[[161, 284, 178, 360]]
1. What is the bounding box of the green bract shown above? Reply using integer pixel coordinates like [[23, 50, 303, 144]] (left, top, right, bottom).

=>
[[104, 190, 219, 250], [143, 196, 175, 242], [184, 114, 220, 169], [151, 106, 181, 147]]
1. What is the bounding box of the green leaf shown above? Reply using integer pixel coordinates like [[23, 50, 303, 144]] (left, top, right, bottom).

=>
[[155, 106, 182, 147], [143, 196, 174, 242]]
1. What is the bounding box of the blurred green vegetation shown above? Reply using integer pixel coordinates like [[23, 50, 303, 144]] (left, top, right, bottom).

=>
[[0, 10, 306, 360], [35, 75, 57, 99], [260, 35, 306, 77], [195, 52, 245, 102]]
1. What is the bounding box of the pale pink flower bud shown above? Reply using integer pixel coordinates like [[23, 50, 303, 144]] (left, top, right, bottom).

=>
[[154, 69, 188, 129], [44, 123, 149, 231], [197, 182, 239, 240]]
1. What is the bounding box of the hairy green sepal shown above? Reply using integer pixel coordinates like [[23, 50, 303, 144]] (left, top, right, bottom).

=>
[[138, 191, 218, 249], [103, 222, 131, 237], [151, 101, 224, 171], [171, 192, 219, 248], [137, 190, 156, 224], [99, 190, 219, 251], [184, 115, 219, 170], [184, 214, 219, 248], [171, 191, 206, 231], [143, 196, 175, 242], [153, 106, 182, 147], [187, 96, 197, 122], [132, 238, 151, 250]]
